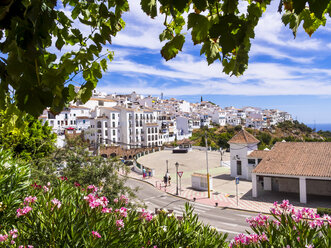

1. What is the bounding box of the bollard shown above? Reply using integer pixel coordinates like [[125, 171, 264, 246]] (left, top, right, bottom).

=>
[[193, 197, 196, 202], [215, 202, 218, 207]]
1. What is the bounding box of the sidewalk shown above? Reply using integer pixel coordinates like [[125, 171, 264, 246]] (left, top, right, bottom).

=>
[[127, 170, 274, 213]]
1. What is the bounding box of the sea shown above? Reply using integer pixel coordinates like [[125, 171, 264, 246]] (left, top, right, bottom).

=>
[[306, 123, 331, 132]]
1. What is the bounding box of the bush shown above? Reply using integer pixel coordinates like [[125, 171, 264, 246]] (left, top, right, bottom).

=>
[[0, 149, 31, 227], [317, 207, 331, 216], [0, 179, 229, 247]]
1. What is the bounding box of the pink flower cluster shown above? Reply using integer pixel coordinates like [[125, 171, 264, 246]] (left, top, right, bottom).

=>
[[19, 246, 34, 248], [271, 200, 330, 228], [84, 193, 108, 209], [51, 198, 62, 209], [91, 231, 101, 238], [24, 196, 37, 205], [119, 195, 129, 204], [31, 182, 42, 189], [116, 219, 124, 230], [87, 185, 98, 193], [140, 209, 154, 222], [114, 207, 128, 218], [17, 206, 32, 218], [246, 213, 269, 227], [230, 233, 268, 247], [0, 229, 18, 244]]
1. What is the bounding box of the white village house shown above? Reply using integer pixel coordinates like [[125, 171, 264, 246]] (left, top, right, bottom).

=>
[[228, 129, 331, 204]]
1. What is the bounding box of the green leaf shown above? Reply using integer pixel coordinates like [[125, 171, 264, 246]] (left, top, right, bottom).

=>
[[187, 13, 209, 44], [222, 0, 239, 14], [282, 12, 300, 37], [308, 0, 329, 19], [161, 34, 185, 61], [55, 36, 65, 50], [140, 0, 157, 18], [80, 81, 95, 103], [200, 40, 221, 65], [172, 0, 189, 12], [293, 0, 307, 15], [159, 29, 173, 42], [100, 58, 107, 72], [192, 0, 207, 11], [300, 9, 325, 37]]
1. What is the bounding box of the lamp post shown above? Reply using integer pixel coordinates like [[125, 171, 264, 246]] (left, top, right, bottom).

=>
[[166, 160, 169, 173], [175, 162, 179, 195], [205, 132, 210, 198]]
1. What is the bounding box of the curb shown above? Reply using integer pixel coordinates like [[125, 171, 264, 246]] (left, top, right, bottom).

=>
[[126, 174, 270, 215]]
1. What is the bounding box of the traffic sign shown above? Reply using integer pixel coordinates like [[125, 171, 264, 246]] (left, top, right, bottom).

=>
[[177, 171, 183, 178], [235, 177, 240, 184]]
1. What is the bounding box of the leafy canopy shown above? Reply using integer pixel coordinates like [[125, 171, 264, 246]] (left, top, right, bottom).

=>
[[1, 0, 330, 118], [142, 0, 330, 75]]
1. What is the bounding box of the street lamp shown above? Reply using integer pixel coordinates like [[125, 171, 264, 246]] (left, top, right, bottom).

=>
[[175, 162, 179, 195], [166, 160, 169, 173], [205, 132, 210, 198]]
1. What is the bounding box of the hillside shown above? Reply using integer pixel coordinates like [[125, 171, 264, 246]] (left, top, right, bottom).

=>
[[190, 121, 329, 150]]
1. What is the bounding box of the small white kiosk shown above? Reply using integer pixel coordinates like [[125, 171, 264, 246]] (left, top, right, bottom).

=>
[[191, 173, 213, 191]]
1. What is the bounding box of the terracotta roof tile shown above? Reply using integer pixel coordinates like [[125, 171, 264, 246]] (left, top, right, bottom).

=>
[[248, 150, 269, 158], [228, 129, 260, 144], [253, 142, 331, 178]]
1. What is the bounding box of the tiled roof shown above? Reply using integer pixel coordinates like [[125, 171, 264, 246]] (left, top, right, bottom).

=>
[[247, 150, 269, 158], [90, 98, 116, 102], [228, 129, 260, 144], [100, 107, 120, 112], [252, 142, 331, 178]]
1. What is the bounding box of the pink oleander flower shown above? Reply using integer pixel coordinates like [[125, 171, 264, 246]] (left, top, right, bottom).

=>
[[18, 246, 34, 248], [43, 186, 49, 192], [91, 231, 101, 238], [47, 182, 51, 186], [114, 198, 119, 203], [102, 207, 112, 213], [11, 240, 15, 244], [24, 196, 37, 205], [140, 209, 153, 222], [305, 245, 314, 248], [17, 206, 32, 217], [74, 182, 81, 187], [51, 198, 62, 209], [0, 234, 8, 242], [120, 195, 129, 204], [60, 176, 68, 181], [9, 229, 18, 236], [116, 219, 124, 230], [246, 214, 269, 227], [87, 185, 98, 193]]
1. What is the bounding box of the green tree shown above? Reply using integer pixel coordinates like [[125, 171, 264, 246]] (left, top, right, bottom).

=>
[[33, 136, 135, 200], [1, 0, 329, 118], [0, 112, 56, 160]]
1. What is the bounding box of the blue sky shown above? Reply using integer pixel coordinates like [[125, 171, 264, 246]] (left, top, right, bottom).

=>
[[91, 1, 331, 124]]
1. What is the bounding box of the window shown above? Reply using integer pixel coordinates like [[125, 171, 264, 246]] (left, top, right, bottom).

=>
[[70, 120, 73, 125], [113, 130, 115, 136], [258, 159, 262, 164], [74, 113, 76, 116], [97, 121, 102, 128], [248, 159, 255, 164], [237, 161, 242, 176], [97, 130, 102, 134], [83, 120, 86, 124], [112, 113, 115, 119], [105, 130, 108, 136], [58, 121, 60, 125], [105, 122, 108, 128]]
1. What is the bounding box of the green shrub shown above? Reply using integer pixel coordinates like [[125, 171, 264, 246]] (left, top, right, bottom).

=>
[[317, 207, 331, 216]]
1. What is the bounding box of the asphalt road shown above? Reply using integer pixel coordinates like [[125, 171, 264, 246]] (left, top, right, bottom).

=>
[[126, 178, 257, 240]]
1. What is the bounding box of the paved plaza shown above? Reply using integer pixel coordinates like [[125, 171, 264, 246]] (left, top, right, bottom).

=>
[[137, 149, 252, 197]]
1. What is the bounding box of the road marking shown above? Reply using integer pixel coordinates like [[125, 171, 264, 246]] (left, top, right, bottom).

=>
[[214, 227, 241, 235], [236, 214, 254, 218], [192, 202, 215, 209], [193, 209, 206, 214], [216, 221, 238, 227]]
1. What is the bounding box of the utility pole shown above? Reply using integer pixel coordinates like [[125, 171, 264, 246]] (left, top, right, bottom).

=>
[[205, 132, 210, 198], [175, 162, 179, 195], [166, 160, 169, 173]]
